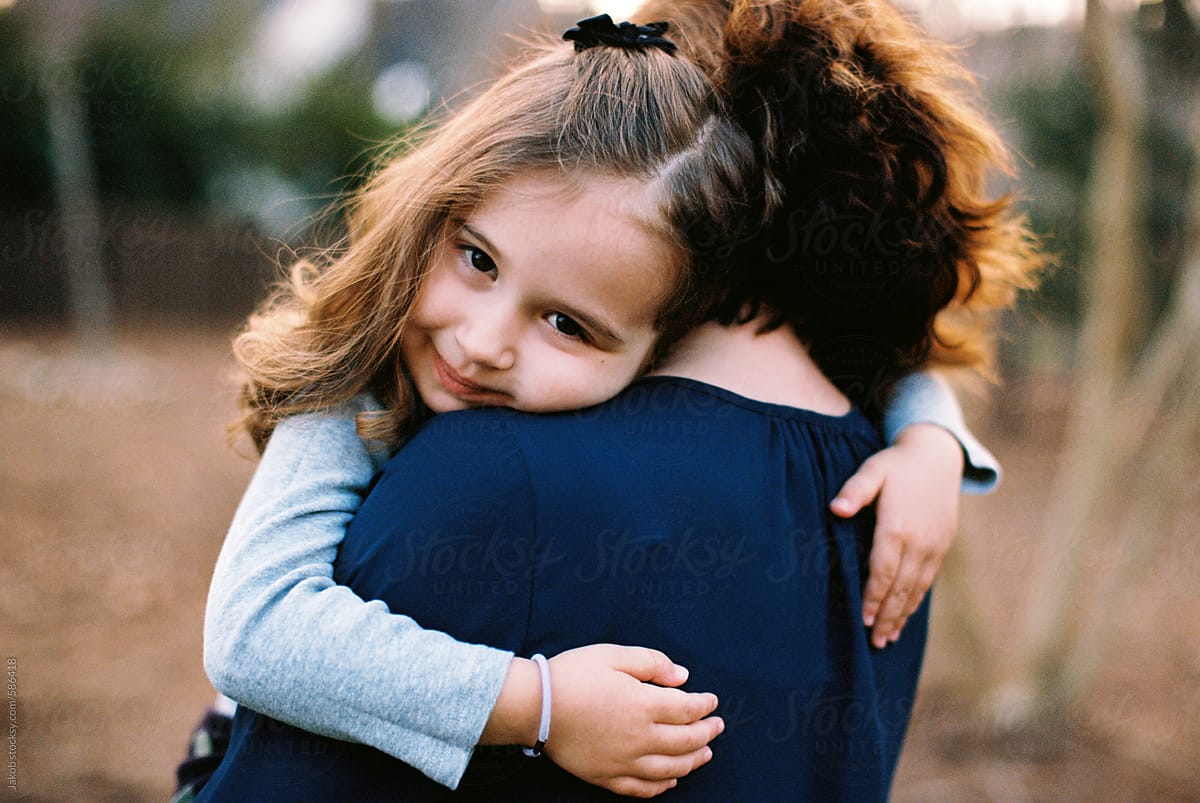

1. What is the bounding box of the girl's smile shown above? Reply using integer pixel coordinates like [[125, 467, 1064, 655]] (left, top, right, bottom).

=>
[[401, 172, 676, 414], [431, 348, 508, 403]]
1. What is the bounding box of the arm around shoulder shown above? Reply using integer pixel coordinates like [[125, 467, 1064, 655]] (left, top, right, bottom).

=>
[[203, 399, 512, 789], [885, 371, 1001, 494]]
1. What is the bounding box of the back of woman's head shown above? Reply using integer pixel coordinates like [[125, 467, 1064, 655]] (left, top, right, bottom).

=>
[[235, 27, 758, 450], [637, 0, 1043, 416]]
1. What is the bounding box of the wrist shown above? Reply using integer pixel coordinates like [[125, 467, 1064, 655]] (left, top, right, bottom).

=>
[[521, 654, 551, 756], [896, 422, 965, 475], [479, 657, 541, 746]]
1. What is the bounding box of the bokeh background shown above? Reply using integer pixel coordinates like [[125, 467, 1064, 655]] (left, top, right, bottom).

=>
[[2, 0, 1199, 800]]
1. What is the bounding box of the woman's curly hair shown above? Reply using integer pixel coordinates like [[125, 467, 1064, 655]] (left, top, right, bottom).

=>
[[638, 0, 1044, 416]]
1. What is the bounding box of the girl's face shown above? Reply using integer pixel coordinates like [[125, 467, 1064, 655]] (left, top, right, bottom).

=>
[[401, 173, 676, 414]]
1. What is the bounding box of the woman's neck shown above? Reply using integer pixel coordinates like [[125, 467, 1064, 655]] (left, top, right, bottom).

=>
[[650, 318, 850, 415]]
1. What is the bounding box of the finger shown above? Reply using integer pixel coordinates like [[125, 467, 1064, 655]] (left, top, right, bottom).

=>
[[883, 557, 942, 643], [607, 776, 678, 798], [609, 645, 690, 687], [871, 552, 923, 647], [649, 687, 720, 725], [643, 717, 725, 756], [901, 557, 941, 620], [629, 745, 715, 782], [874, 608, 906, 646], [883, 547, 945, 643], [830, 456, 887, 518], [862, 533, 903, 627], [884, 615, 912, 644]]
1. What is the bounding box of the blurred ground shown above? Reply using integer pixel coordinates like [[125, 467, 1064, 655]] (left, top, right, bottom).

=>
[[1, 327, 1198, 802]]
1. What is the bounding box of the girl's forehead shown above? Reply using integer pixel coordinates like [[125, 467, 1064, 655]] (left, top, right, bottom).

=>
[[483, 173, 672, 254], [492, 170, 652, 208], [463, 173, 679, 324], [474, 171, 671, 247]]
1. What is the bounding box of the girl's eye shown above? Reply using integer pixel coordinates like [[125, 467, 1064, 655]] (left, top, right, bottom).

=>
[[548, 312, 587, 341], [462, 246, 497, 276]]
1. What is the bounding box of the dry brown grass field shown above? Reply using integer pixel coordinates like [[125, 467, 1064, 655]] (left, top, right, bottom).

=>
[[2, 327, 1197, 802]]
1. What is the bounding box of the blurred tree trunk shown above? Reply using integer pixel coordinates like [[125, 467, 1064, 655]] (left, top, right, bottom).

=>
[[20, 0, 113, 353], [998, 0, 1200, 723], [1055, 102, 1200, 701]]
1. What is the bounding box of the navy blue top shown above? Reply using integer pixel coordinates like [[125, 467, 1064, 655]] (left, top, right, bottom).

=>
[[200, 377, 928, 801]]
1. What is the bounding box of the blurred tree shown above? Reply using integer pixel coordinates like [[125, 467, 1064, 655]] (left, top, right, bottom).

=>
[[1000, 68, 1095, 326], [15, 0, 114, 351], [73, 1, 397, 216], [997, 11, 1195, 337], [1, 0, 409, 323], [996, 0, 1200, 727]]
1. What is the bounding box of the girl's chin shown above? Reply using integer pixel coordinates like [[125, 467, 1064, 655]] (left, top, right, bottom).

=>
[[423, 387, 497, 413], [420, 389, 470, 413]]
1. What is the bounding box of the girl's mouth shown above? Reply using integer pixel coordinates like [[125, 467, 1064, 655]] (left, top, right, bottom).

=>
[[432, 350, 497, 398]]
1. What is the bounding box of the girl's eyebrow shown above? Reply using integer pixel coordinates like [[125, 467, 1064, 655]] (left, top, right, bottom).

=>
[[461, 224, 627, 348], [556, 302, 625, 347], [461, 224, 502, 260]]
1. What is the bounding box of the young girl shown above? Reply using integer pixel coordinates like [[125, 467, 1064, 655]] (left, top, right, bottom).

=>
[[185, 8, 1012, 799]]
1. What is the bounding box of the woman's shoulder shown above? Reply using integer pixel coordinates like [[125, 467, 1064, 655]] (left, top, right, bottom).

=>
[[630, 376, 878, 433], [413, 379, 879, 438], [384, 406, 533, 483], [400, 381, 880, 492]]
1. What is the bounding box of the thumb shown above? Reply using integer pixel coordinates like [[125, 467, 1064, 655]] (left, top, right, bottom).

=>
[[831, 456, 887, 518], [609, 645, 689, 687]]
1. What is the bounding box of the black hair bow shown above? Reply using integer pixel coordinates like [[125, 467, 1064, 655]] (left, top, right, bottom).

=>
[[563, 14, 676, 54]]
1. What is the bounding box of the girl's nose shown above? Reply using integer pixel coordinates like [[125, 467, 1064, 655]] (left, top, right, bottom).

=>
[[456, 307, 517, 371]]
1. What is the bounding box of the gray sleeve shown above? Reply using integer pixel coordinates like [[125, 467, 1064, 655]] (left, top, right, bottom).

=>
[[883, 372, 1001, 495], [202, 399, 513, 789]]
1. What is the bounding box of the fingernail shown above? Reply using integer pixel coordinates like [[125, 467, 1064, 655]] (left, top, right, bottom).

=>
[[674, 664, 689, 681], [864, 613, 876, 627], [703, 747, 713, 761]]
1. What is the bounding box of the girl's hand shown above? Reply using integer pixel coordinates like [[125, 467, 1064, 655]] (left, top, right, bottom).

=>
[[485, 645, 722, 798], [830, 423, 964, 649], [546, 645, 722, 797]]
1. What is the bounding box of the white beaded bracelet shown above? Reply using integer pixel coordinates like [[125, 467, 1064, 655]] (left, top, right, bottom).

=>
[[522, 653, 552, 757]]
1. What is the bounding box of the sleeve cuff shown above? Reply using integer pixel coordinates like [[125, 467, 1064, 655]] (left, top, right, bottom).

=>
[[884, 372, 1002, 495]]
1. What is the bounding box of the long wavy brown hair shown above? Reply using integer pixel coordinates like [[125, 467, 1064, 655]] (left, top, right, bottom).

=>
[[637, 0, 1044, 415], [233, 34, 758, 452]]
